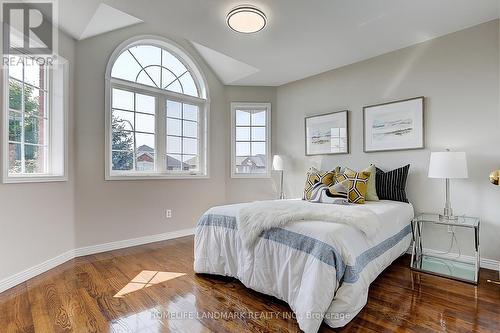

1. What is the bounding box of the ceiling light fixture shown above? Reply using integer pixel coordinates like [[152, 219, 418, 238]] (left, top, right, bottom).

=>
[[226, 5, 267, 34]]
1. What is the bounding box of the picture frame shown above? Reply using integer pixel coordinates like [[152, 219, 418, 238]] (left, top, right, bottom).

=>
[[305, 110, 349, 156], [363, 97, 424, 153]]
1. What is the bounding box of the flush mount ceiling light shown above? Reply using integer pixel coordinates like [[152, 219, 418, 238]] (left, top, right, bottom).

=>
[[226, 5, 267, 34]]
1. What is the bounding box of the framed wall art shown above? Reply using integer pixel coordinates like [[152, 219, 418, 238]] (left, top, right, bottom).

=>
[[305, 110, 349, 156], [363, 97, 424, 153]]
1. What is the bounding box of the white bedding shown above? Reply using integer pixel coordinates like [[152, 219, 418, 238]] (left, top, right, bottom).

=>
[[194, 200, 414, 333]]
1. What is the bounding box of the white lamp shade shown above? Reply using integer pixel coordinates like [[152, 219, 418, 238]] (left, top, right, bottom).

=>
[[272, 155, 284, 171], [428, 151, 468, 179]]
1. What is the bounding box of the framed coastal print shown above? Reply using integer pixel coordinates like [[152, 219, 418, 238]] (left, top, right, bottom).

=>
[[305, 110, 349, 156], [363, 97, 424, 153]]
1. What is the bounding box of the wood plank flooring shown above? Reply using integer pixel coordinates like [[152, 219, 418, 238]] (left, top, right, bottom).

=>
[[1, 236, 499, 332]]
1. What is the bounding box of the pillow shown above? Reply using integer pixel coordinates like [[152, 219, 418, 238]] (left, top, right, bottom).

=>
[[364, 165, 379, 201], [326, 180, 349, 199], [337, 169, 371, 204], [303, 167, 340, 200], [375, 165, 410, 203], [308, 181, 349, 204]]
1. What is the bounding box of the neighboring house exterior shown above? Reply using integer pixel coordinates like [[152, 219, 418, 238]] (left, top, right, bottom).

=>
[[236, 154, 267, 174], [136, 145, 155, 171]]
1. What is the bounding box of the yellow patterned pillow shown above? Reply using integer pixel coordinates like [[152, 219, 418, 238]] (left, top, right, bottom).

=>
[[336, 168, 371, 204], [303, 167, 341, 200]]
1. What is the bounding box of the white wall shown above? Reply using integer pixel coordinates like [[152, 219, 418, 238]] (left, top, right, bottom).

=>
[[74, 24, 228, 248], [275, 20, 500, 261], [0, 31, 76, 281]]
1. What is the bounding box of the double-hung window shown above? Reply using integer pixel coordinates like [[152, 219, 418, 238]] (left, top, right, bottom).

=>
[[106, 38, 209, 179], [3, 56, 68, 183], [231, 102, 271, 178]]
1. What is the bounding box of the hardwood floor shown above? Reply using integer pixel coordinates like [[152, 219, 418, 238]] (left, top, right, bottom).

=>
[[1, 236, 499, 333]]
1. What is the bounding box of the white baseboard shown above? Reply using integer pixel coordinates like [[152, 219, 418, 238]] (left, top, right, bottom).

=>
[[406, 247, 499, 271], [0, 228, 195, 294], [0, 249, 75, 294], [74, 228, 195, 257]]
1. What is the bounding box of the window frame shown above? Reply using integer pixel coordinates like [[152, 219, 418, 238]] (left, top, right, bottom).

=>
[[2, 56, 69, 184], [105, 36, 210, 180], [231, 102, 272, 179]]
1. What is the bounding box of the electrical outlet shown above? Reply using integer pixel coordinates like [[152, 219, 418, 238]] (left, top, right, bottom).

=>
[[166, 209, 172, 219]]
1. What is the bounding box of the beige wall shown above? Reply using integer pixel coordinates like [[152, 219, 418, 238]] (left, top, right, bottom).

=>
[[275, 20, 500, 261], [0, 31, 76, 281], [74, 24, 229, 248]]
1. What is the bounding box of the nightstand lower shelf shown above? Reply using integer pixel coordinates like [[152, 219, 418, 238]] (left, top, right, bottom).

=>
[[411, 254, 477, 284]]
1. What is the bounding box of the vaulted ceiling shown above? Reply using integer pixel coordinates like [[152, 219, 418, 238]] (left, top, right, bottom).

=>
[[56, 0, 499, 86]]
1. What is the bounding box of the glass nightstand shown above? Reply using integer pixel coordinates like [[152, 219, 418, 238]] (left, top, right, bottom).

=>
[[410, 213, 480, 284]]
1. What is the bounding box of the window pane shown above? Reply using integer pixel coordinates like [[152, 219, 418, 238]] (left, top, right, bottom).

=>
[[162, 50, 187, 76], [8, 59, 23, 81], [179, 72, 198, 97], [184, 104, 198, 122], [236, 127, 250, 141], [251, 127, 266, 141], [166, 154, 183, 171], [9, 80, 22, 111], [136, 133, 155, 152], [136, 144, 155, 172], [161, 69, 176, 90], [112, 110, 134, 131], [167, 118, 181, 136], [166, 100, 181, 118], [112, 131, 133, 150], [166, 136, 181, 154], [252, 110, 266, 126], [183, 138, 197, 155], [24, 86, 45, 117], [183, 121, 198, 138], [8, 143, 21, 174], [9, 111, 22, 142], [113, 89, 134, 110], [136, 93, 155, 114], [136, 70, 157, 88], [24, 117, 45, 145], [129, 45, 161, 68], [236, 142, 250, 156], [136, 113, 155, 133], [166, 79, 182, 94], [236, 110, 250, 126], [112, 151, 134, 171], [111, 50, 143, 82], [25, 63, 44, 88], [184, 155, 198, 171], [251, 142, 266, 156], [25, 145, 45, 173]]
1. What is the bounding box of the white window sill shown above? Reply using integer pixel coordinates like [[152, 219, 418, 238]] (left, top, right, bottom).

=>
[[106, 173, 210, 181], [231, 173, 271, 179], [3, 175, 68, 184]]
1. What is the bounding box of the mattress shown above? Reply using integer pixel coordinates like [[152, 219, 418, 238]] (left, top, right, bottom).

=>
[[194, 200, 414, 332]]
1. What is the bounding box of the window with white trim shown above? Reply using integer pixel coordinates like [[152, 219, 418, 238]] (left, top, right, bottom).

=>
[[3, 56, 67, 183], [231, 102, 271, 178], [106, 39, 208, 179]]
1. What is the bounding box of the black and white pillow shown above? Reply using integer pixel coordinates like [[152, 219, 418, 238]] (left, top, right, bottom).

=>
[[375, 165, 410, 203]]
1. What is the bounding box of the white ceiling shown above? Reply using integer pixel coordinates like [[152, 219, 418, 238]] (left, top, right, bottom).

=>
[[56, 0, 500, 86]]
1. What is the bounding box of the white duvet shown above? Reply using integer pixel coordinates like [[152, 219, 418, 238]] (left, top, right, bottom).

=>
[[194, 200, 414, 333]]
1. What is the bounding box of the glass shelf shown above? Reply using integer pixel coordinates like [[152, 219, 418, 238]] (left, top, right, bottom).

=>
[[412, 255, 477, 283]]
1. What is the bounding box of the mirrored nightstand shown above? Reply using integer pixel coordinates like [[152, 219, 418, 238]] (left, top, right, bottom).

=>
[[410, 213, 480, 284]]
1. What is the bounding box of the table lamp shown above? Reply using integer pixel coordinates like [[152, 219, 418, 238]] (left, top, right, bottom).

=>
[[273, 155, 285, 199], [428, 150, 468, 220]]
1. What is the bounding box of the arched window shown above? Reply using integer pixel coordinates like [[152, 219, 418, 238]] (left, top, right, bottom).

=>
[[105, 37, 209, 179]]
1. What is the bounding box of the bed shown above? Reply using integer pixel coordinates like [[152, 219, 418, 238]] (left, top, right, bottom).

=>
[[194, 199, 414, 333]]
